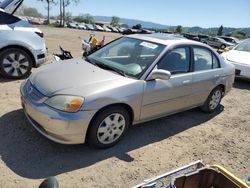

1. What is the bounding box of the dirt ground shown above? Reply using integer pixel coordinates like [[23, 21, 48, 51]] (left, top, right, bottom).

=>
[[0, 26, 249, 188]]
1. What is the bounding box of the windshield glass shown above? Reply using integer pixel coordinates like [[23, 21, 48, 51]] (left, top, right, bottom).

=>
[[234, 39, 250, 52], [0, 0, 22, 14], [88, 37, 165, 79]]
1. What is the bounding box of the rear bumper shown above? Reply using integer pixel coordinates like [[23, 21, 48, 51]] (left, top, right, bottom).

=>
[[233, 62, 250, 79]]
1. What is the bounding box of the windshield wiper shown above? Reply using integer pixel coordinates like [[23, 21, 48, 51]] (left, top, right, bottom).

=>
[[95, 62, 127, 77]]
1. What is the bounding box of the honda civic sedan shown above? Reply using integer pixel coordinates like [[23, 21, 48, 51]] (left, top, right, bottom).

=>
[[20, 34, 235, 148]]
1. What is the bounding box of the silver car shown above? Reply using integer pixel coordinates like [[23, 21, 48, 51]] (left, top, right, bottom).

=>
[[202, 37, 234, 49], [20, 34, 235, 148]]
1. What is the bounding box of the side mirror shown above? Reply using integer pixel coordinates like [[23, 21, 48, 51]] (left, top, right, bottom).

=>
[[146, 69, 171, 81], [39, 177, 59, 188]]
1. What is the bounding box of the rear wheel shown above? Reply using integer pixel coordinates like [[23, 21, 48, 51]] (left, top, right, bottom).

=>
[[88, 106, 130, 148], [0, 48, 33, 79], [200, 86, 223, 113]]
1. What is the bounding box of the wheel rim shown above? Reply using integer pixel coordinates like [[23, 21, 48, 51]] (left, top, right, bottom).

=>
[[2, 52, 29, 77], [209, 90, 221, 110], [97, 113, 126, 144]]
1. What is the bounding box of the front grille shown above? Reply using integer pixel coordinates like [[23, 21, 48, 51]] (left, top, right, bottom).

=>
[[24, 80, 46, 102]]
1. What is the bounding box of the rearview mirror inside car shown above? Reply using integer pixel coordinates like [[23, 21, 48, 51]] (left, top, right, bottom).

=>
[[146, 69, 171, 81]]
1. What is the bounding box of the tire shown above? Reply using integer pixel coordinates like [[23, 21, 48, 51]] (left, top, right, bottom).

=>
[[220, 44, 226, 49], [200, 86, 223, 113], [0, 48, 33, 79], [88, 106, 130, 149]]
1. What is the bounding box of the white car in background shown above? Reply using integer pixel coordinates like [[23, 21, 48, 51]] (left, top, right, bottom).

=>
[[222, 39, 250, 79], [0, 0, 46, 79]]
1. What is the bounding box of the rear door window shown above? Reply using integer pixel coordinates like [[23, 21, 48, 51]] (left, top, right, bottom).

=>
[[193, 47, 220, 71]]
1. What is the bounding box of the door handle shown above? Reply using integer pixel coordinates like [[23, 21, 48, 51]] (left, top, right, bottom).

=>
[[182, 80, 191, 85]]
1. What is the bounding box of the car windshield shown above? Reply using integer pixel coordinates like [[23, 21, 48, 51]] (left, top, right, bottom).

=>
[[87, 37, 165, 79], [0, 0, 22, 14], [234, 39, 250, 52]]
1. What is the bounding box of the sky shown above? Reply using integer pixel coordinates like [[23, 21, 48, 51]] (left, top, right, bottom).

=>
[[25, 0, 250, 28]]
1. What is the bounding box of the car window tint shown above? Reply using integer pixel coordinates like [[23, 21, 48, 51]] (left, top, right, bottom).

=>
[[157, 47, 190, 74], [193, 48, 213, 71]]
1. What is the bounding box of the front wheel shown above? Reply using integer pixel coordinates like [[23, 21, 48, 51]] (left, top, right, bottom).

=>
[[200, 86, 223, 113], [0, 48, 33, 79], [87, 106, 130, 148]]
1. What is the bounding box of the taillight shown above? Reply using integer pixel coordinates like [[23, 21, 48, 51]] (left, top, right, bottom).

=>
[[35, 32, 44, 38]]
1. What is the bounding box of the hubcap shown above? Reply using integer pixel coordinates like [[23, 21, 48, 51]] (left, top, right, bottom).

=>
[[97, 113, 126, 144], [2, 52, 29, 77], [209, 90, 221, 110]]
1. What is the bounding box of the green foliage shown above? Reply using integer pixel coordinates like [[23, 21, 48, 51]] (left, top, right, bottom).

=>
[[83, 14, 95, 24], [175, 25, 182, 33], [23, 7, 43, 18], [111, 16, 120, 26], [73, 14, 85, 23], [217, 25, 224, 36], [132, 24, 142, 30], [65, 12, 72, 22], [231, 31, 246, 40]]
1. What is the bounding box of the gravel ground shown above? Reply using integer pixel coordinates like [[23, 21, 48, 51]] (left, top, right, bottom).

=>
[[0, 26, 249, 188]]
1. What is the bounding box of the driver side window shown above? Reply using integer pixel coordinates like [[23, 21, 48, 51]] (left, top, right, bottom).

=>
[[157, 47, 190, 75]]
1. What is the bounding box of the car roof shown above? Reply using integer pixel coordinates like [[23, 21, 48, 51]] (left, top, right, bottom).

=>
[[126, 33, 205, 46]]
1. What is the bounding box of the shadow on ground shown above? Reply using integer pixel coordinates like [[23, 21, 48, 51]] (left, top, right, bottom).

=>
[[0, 105, 224, 179], [233, 79, 250, 90]]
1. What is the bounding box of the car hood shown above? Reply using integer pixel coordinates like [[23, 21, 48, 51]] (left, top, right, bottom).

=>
[[30, 58, 132, 96], [225, 50, 250, 65]]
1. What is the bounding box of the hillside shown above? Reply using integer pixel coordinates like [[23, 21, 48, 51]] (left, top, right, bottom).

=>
[[93, 16, 250, 37]]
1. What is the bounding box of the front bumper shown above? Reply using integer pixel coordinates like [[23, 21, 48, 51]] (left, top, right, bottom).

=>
[[20, 81, 96, 144]]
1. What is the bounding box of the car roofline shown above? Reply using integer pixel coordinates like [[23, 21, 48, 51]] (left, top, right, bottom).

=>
[[124, 33, 207, 47]]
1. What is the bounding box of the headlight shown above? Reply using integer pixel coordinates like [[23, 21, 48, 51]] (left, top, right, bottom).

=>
[[45, 95, 84, 112]]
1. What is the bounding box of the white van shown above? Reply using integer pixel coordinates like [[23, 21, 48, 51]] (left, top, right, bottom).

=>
[[0, 0, 46, 79]]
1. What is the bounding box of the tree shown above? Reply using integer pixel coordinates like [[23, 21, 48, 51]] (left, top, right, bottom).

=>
[[132, 24, 142, 30], [23, 7, 43, 18], [38, 0, 56, 24], [72, 14, 94, 24], [175, 25, 182, 33], [111, 16, 120, 26], [73, 14, 85, 23], [83, 14, 95, 24], [231, 31, 246, 40], [217, 25, 224, 36], [65, 12, 72, 22], [59, 0, 80, 26]]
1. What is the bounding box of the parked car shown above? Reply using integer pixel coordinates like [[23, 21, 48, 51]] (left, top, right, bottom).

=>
[[218, 36, 240, 45], [0, 0, 46, 79], [183, 33, 199, 41], [102, 25, 111, 32], [67, 22, 78, 29], [123, 28, 139, 35], [107, 26, 119, 33], [202, 37, 234, 49], [77, 23, 86, 30], [20, 33, 235, 148], [85, 24, 94, 30], [93, 24, 104, 32], [198, 34, 209, 42], [221, 39, 250, 79]]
